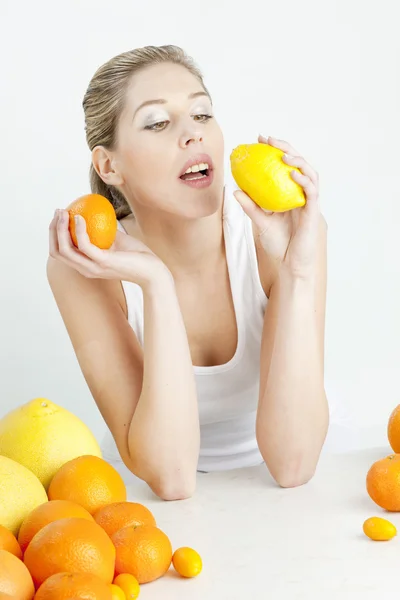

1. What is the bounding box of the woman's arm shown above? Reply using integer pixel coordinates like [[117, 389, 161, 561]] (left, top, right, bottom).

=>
[[256, 216, 329, 487], [47, 213, 199, 500]]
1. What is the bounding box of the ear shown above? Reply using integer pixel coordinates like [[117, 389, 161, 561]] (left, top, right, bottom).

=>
[[92, 146, 124, 187]]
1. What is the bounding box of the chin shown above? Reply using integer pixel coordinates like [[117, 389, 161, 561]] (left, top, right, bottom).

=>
[[174, 177, 224, 220]]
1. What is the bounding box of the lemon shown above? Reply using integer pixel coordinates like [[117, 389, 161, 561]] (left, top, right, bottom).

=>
[[363, 517, 397, 541], [0, 455, 48, 535], [230, 143, 305, 212], [0, 398, 102, 489]]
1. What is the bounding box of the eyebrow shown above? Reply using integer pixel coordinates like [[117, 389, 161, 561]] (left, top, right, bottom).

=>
[[132, 91, 211, 120]]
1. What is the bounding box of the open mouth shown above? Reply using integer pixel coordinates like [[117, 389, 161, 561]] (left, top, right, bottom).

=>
[[180, 163, 211, 181]]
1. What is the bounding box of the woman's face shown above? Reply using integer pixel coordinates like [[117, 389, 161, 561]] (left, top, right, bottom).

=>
[[113, 62, 225, 220]]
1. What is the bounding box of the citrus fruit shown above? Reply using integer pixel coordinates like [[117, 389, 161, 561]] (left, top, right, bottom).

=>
[[0, 526, 22, 559], [110, 584, 126, 600], [0, 398, 102, 489], [230, 143, 305, 212], [113, 574, 140, 599], [34, 572, 113, 600], [172, 547, 203, 578], [0, 455, 47, 535], [68, 193, 117, 249], [363, 516, 397, 541], [0, 594, 13, 599], [48, 455, 126, 514], [23, 517, 116, 588], [388, 405, 400, 452], [0, 549, 35, 599], [112, 525, 172, 584], [94, 502, 156, 537], [18, 499, 94, 553], [366, 454, 400, 511]]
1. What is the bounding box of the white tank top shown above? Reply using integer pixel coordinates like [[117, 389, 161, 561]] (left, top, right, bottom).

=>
[[101, 185, 268, 472]]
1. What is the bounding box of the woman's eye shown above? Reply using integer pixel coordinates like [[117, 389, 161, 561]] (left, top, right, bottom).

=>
[[193, 114, 213, 122], [145, 121, 169, 131]]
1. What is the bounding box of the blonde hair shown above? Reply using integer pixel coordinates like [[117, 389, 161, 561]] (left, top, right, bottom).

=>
[[83, 45, 209, 219]]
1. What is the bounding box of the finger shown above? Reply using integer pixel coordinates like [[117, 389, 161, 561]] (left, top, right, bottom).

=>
[[73, 215, 108, 265], [283, 154, 319, 187], [234, 190, 273, 229], [49, 210, 60, 258], [57, 210, 77, 256], [260, 135, 300, 157], [56, 211, 103, 274], [290, 171, 319, 214]]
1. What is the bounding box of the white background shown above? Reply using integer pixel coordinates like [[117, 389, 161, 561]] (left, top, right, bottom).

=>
[[1, 0, 399, 451]]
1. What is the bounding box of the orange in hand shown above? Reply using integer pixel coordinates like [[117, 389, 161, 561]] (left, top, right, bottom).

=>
[[48, 455, 126, 515], [67, 193, 117, 249], [0, 525, 22, 559], [94, 502, 156, 538], [23, 517, 116, 588], [0, 550, 34, 600], [112, 524, 172, 584], [172, 547, 203, 578], [18, 499, 93, 553], [34, 572, 112, 600], [366, 454, 400, 511]]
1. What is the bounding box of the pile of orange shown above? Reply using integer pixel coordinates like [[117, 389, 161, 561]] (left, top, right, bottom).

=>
[[0, 454, 202, 598], [364, 405, 400, 541]]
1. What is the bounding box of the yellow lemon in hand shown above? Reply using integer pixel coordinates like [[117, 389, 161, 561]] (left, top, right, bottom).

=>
[[230, 143, 305, 212], [363, 517, 397, 541]]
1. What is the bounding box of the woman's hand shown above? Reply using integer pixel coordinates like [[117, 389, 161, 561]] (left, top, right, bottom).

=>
[[234, 135, 322, 279], [49, 209, 170, 288]]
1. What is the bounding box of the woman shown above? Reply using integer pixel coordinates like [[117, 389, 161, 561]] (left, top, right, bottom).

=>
[[47, 45, 329, 501]]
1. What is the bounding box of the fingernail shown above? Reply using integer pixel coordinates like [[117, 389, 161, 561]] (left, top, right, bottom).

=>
[[283, 154, 293, 160]]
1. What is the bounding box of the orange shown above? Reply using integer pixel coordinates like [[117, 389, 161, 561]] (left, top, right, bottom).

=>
[[0, 549, 34, 600], [363, 517, 397, 541], [110, 584, 126, 600], [0, 594, 14, 599], [112, 525, 172, 584], [34, 572, 113, 600], [23, 517, 116, 588], [48, 455, 126, 515], [68, 193, 117, 249], [388, 405, 400, 452], [172, 547, 202, 578], [0, 525, 22, 559], [113, 574, 140, 599], [94, 502, 156, 538], [18, 499, 94, 553], [366, 454, 400, 511]]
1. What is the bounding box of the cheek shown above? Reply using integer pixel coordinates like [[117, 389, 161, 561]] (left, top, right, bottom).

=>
[[120, 139, 165, 184]]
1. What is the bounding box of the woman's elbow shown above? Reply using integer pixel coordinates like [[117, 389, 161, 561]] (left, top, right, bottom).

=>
[[150, 478, 196, 501], [274, 467, 316, 489]]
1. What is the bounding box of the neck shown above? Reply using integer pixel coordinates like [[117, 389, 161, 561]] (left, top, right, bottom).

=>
[[125, 198, 225, 277]]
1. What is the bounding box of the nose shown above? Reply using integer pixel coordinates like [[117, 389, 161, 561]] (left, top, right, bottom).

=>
[[179, 124, 203, 149]]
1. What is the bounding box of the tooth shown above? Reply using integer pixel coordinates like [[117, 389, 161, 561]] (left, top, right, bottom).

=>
[[199, 163, 207, 170], [191, 164, 200, 173], [185, 167, 192, 174]]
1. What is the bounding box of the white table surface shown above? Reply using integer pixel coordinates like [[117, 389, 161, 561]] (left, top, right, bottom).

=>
[[111, 445, 400, 600]]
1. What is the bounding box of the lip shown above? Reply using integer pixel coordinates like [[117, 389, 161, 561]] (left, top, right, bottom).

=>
[[179, 153, 214, 178]]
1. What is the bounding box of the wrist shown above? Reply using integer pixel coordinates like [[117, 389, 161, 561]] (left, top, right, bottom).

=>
[[140, 264, 175, 296], [276, 266, 316, 298]]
